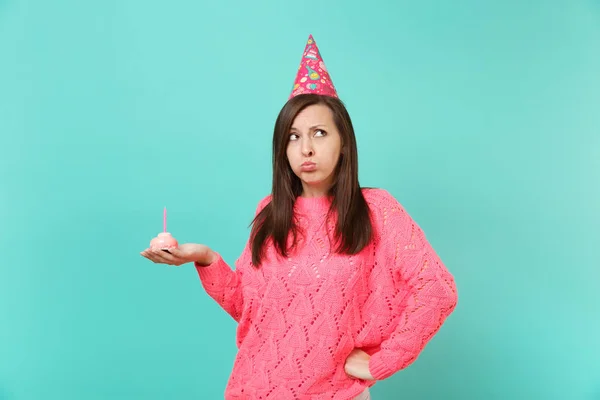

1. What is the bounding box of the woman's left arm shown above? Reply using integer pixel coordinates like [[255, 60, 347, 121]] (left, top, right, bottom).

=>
[[365, 191, 458, 381]]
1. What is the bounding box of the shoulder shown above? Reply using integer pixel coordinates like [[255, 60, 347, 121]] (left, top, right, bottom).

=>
[[361, 187, 412, 233], [361, 187, 404, 212], [255, 193, 272, 215]]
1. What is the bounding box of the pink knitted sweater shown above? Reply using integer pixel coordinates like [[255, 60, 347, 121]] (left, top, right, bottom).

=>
[[195, 188, 458, 399]]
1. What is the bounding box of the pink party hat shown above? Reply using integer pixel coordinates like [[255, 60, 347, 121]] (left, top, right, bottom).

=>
[[289, 35, 338, 99]]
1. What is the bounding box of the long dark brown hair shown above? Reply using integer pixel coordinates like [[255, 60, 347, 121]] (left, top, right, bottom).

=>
[[249, 93, 373, 267]]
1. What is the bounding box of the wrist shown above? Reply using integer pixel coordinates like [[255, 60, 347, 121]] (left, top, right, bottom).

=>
[[196, 250, 218, 267]]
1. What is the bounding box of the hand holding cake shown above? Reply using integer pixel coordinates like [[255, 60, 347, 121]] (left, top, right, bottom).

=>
[[141, 207, 217, 267], [141, 243, 218, 267]]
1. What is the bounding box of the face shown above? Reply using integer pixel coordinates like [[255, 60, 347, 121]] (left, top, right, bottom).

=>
[[286, 104, 342, 196]]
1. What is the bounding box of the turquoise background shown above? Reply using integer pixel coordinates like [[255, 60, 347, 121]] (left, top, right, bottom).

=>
[[1, 0, 599, 399]]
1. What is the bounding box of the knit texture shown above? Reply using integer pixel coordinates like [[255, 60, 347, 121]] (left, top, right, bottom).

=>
[[196, 188, 458, 399]]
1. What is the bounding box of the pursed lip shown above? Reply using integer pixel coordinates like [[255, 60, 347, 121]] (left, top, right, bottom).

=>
[[300, 161, 317, 172]]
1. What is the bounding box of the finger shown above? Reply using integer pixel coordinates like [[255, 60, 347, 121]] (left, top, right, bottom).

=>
[[141, 250, 163, 264], [165, 248, 189, 266], [151, 249, 182, 266], [149, 249, 172, 263], [140, 249, 153, 260], [141, 249, 170, 264], [141, 248, 182, 266]]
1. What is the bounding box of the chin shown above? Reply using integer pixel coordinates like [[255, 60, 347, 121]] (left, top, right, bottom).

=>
[[296, 169, 334, 188], [299, 173, 323, 184], [301, 176, 332, 189]]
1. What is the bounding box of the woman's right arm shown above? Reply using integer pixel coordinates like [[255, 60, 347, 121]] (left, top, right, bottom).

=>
[[194, 195, 271, 322], [195, 251, 246, 322]]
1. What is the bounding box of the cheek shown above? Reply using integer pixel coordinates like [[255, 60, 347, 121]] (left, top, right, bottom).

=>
[[326, 145, 342, 166]]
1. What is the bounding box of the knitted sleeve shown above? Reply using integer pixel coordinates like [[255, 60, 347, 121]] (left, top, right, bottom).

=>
[[366, 190, 458, 381], [194, 195, 271, 322]]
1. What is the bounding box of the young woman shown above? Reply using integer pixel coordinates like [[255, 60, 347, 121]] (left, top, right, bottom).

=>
[[141, 36, 458, 400]]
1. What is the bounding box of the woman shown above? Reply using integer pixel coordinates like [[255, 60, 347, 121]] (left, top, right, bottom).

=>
[[141, 35, 458, 399]]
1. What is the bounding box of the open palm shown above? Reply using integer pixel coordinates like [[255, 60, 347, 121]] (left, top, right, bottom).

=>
[[140, 243, 215, 266]]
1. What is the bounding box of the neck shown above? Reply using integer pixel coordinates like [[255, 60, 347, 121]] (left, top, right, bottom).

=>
[[300, 182, 331, 198]]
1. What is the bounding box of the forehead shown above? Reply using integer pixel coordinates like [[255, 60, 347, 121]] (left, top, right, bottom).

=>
[[291, 104, 334, 128]]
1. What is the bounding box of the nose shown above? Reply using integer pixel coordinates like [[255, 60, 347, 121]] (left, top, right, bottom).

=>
[[301, 137, 314, 157]]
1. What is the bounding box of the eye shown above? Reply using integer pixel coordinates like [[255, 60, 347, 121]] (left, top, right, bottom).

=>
[[289, 133, 299, 141], [314, 129, 327, 137]]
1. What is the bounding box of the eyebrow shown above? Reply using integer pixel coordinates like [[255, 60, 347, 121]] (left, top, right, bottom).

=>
[[290, 124, 327, 132]]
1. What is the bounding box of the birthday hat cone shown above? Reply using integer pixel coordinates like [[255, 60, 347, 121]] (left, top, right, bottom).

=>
[[289, 34, 338, 99]]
